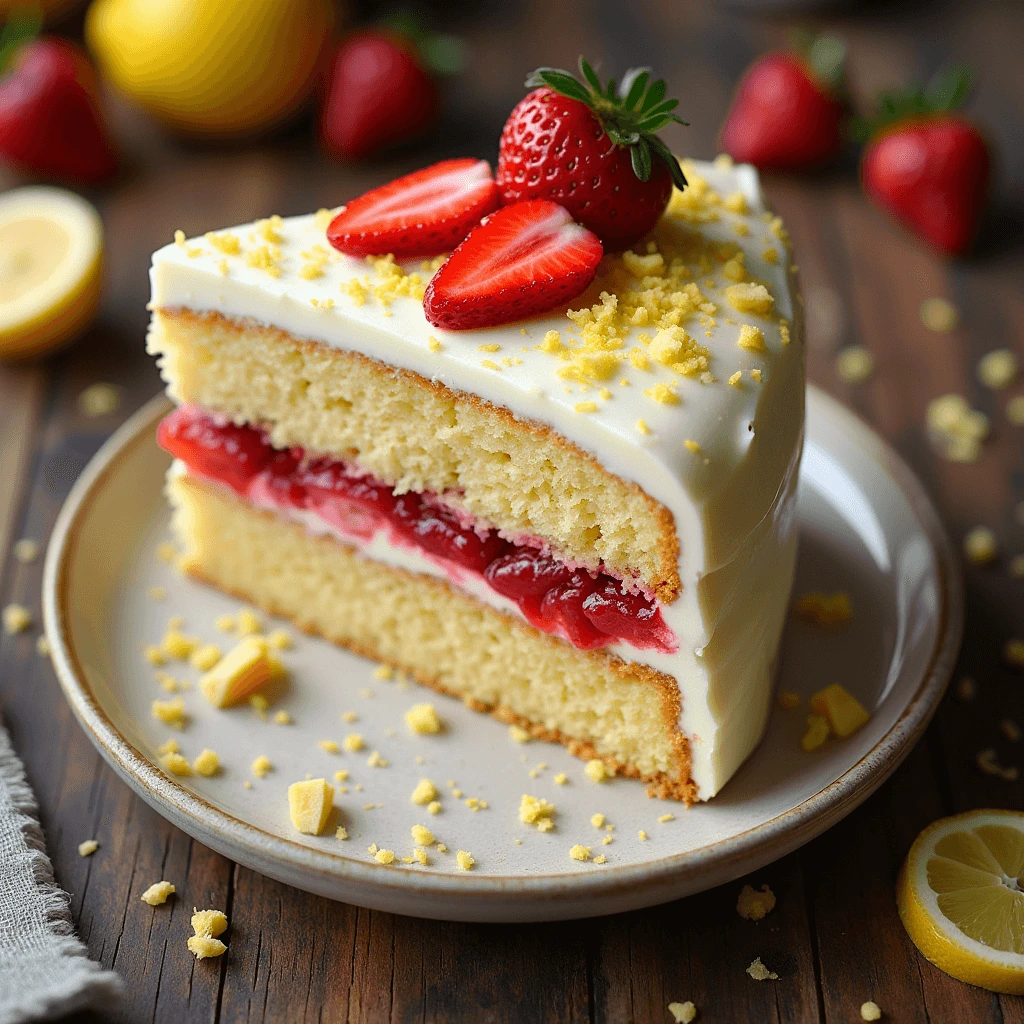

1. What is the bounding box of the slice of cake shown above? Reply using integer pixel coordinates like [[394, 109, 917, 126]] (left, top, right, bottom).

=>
[[147, 65, 804, 803]]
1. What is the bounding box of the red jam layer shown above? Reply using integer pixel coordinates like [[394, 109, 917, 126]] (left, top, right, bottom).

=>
[[159, 406, 677, 654]]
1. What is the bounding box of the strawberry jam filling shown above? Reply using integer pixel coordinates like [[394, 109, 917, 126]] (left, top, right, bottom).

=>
[[159, 406, 677, 654]]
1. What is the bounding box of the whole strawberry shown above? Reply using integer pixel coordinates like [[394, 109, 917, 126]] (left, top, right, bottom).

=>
[[857, 68, 988, 256], [496, 58, 688, 251], [719, 35, 846, 171], [0, 18, 117, 184]]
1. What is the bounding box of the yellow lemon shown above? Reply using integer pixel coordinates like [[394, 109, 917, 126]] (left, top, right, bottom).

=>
[[897, 809, 1024, 994], [0, 187, 103, 361], [85, 0, 334, 136]]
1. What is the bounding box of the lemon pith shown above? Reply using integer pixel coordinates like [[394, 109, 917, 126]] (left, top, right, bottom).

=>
[[897, 809, 1024, 994], [0, 187, 103, 361]]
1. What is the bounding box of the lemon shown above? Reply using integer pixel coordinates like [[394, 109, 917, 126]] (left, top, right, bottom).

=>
[[86, 0, 334, 136], [0, 187, 103, 361], [897, 809, 1024, 993]]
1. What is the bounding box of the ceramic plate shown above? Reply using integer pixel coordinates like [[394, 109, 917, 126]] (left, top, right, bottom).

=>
[[43, 386, 962, 922]]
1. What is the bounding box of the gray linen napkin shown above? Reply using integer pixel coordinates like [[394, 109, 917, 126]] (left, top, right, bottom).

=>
[[0, 717, 122, 1024]]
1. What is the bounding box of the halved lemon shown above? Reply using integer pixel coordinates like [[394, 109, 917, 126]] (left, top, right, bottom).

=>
[[0, 186, 103, 361], [897, 809, 1024, 993]]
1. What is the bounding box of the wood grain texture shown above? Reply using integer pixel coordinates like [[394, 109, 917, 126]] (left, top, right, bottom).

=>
[[1, 0, 1022, 1021]]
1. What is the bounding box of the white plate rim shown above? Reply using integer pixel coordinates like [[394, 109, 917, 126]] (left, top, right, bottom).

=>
[[43, 386, 964, 917]]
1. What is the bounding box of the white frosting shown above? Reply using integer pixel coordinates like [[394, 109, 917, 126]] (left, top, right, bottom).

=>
[[151, 158, 805, 799]]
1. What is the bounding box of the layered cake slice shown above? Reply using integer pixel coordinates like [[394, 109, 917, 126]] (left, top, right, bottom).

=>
[[148, 64, 804, 803]]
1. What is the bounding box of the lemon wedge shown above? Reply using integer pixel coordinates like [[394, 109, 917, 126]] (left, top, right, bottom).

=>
[[897, 809, 1024, 993], [0, 187, 103, 361]]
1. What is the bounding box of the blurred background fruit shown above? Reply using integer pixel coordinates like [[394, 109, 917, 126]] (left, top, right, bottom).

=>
[[719, 33, 846, 171], [319, 16, 464, 162], [856, 67, 989, 256], [85, 0, 334, 136], [0, 13, 118, 184], [0, 185, 102, 360]]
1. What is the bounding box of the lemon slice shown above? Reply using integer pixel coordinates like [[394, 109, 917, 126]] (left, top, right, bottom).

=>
[[897, 809, 1024, 993], [0, 186, 103, 361]]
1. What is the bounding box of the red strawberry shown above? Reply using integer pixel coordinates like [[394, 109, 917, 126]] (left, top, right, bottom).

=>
[[719, 35, 846, 171], [319, 29, 439, 162], [858, 68, 988, 256], [326, 158, 499, 259], [496, 58, 689, 251], [0, 22, 117, 185], [422, 200, 602, 330]]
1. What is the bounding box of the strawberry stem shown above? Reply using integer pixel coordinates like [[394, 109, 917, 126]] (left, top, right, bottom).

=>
[[525, 56, 689, 190], [851, 64, 974, 143], [0, 8, 41, 78]]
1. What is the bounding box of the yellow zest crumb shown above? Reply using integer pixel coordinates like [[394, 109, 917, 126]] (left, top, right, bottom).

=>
[[255, 215, 284, 244], [956, 676, 976, 701], [314, 208, 334, 231], [188, 644, 221, 673], [199, 636, 272, 708], [920, 297, 958, 332], [413, 848, 428, 865], [668, 1001, 697, 1023], [726, 283, 773, 316], [553, 773, 568, 786], [456, 850, 475, 870], [737, 324, 766, 352], [2, 604, 31, 634], [174, 229, 185, 247], [157, 738, 179, 756], [213, 615, 235, 633], [372, 664, 393, 682], [140, 881, 175, 906], [160, 752, 191, 776], [643, 381, 678, 405], [638, 830, 648, 841], [810, 684, 870, 737], [746, 957, 779, 981], [478, 343, 501, 353], [723, 191, 748, 214], [658, 813, 675, 823], [341, 711, 358, 723], [343, 733, 364, 752], [763, 246, 779, 264], [427, 801, 442, 815], [574, 401, 598, 413], [366, 750, 388, 768], [584, 759, 610, 783], [519, 794, 556, 829], [205, 231, 241, 256], [36, 635, 51, 657], [837, 346, 875, 385], [318, 739, 340, 754], [636, 418, 652, 435], [737, 883, 776, 920], [802, 715, 831, 752], [251, 755, 272, 778], [11, 538, 37, 563], [336, 826, 349, 841], [411, 824, 434, 846], [265, 629, 292, 651], [405, 703, 442, 734], [750, 368, 763, 382], [372, 848, 394, 865], [569, 844, 591, 862], [728, 371, 742, 387], [684, 439, 700, 453], [792, 591, 853, 627], [147, 586, 167, 602], [274, 710, 292, 725], [778, 690, 801, 710], [192, 749, 220, 777], [160, 629, 198, 661], [963, 526, 997, 565], [591, 813, 606, 828], [78, 839, 99, 857], [427, 336, 443, 352], [151, 697, 187, 730], [411, 778, 438, 805], [333, 769, 349, 783], [188, 935, 226, 959], [861, 1001, 882, 1022], [78, 382, 120, 417], [236, 608, 262, 635], [250, 694, 270, 720], [1004, 639, 1024, 669], [508, 724, 531, 744], [288, 778, 334, 835]]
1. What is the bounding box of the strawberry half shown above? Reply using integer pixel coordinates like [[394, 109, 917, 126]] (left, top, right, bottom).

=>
[[326, 158, 500, 259], [422, 200, 602, 330]]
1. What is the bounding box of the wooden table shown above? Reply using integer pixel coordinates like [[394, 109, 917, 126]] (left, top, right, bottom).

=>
[[2, 1, 1022, 1020]]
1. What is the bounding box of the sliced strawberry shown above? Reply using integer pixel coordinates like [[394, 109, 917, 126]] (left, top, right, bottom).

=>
[[326, 158, 499, 259], [422, 200, 602, 330]]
